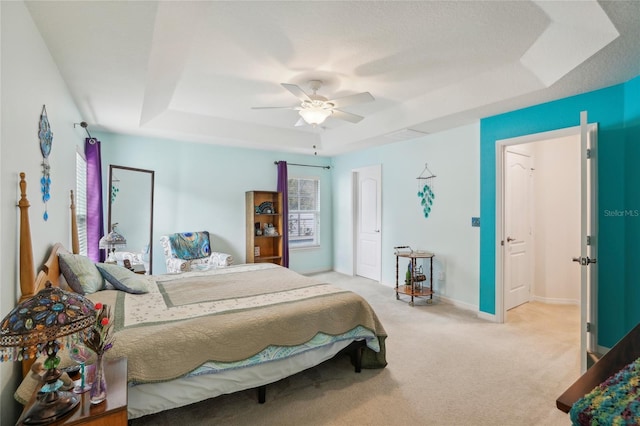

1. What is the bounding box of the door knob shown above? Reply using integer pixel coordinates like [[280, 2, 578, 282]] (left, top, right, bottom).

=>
[[506, 236, 515, 242], [572, 256, 597, 265]]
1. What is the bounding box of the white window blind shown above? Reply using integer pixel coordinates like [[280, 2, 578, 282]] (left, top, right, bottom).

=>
[[288, 177, 320, 248], [75, 151, 88, 256]]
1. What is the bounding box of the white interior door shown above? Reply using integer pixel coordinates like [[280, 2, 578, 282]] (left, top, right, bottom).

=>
[[355, 165, 381, 281], [575, 111, 598, 373], [504, 149, 533, 310]]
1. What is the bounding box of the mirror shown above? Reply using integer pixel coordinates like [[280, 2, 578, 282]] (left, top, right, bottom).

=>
[[108, 165, 155, 274]]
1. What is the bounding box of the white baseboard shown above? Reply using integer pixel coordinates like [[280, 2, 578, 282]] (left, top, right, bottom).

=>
[[300, 268, 334, 275], [436, 294, 478, 313], [476, 311, 497, 322], [332, 267, 353, 277], [531, 295, 579, 305], [431, 293, 497, 322]]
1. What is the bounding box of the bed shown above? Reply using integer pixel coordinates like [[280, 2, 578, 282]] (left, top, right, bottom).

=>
[[14, 173, 387, 420]]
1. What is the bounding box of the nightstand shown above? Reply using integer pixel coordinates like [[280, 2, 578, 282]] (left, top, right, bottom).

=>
[[17, 357, 128, 426]]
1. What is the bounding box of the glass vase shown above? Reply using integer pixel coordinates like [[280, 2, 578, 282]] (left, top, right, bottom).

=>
[[90, 353, 107, 404]]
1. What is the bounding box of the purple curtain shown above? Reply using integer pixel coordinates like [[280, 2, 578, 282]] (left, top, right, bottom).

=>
[[277, 161, 289, 268], [85, 138, 105, 262]]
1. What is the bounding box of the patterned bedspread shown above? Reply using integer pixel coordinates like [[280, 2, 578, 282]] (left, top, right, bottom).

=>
[[570, 357, 640, 425], [87, 264, 387, 384]]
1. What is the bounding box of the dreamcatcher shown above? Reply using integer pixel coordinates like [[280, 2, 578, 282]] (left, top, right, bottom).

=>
[[417, 163, 436, 219]]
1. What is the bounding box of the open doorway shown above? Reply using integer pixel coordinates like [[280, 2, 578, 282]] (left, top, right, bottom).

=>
[[496, 116, 599, 373], [504, 134, 581, 326], [498, 130, 582, 328]]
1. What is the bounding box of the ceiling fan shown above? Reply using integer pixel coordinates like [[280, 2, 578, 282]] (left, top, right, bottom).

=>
[[252, 80, 375, 127]]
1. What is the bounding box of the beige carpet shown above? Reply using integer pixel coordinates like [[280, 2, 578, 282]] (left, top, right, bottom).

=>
[[131, 272, 578, 426]]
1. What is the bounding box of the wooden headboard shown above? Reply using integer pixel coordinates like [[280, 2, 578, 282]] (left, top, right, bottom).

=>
[[17, 173, 78, 375]]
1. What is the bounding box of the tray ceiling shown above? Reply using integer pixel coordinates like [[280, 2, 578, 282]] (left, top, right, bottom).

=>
[[25, 1, 640, 155]]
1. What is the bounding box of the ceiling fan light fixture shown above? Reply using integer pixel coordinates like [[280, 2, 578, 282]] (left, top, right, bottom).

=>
[[299, 107, 332, 126]]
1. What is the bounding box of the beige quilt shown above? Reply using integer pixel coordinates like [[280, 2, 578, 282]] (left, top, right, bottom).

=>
[[88, 263, 387, 384]]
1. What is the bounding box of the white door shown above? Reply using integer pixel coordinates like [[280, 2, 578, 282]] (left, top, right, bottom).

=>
[[504, 149, 533, 310], [355, 165, 381, 281], [575, 111, 598, 373]]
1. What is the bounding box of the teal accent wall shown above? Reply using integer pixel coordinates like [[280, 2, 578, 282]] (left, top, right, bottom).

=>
[[623, 76, 640, 340], [480, 74, 640, 347]]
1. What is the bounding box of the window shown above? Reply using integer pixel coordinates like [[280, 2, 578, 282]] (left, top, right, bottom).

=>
[[288, 177, 320, 248], [75, 150, 88, 256]]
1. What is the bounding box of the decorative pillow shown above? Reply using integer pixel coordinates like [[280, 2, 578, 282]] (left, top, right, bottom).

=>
[[58, 253, 104, 295], [169, 231, 211, 260], [96, 263, 148, 294]]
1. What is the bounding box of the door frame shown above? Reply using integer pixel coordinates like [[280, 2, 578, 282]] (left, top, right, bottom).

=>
[[495, 123, 598, 326], [351, 164, 382, 281]]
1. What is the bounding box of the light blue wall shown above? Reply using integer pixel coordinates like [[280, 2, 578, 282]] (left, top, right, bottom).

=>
[[1, 2, 87, 422], [332, 124, 481, 308], [480, 75, 640, 347], [97, 132, 332, 275]]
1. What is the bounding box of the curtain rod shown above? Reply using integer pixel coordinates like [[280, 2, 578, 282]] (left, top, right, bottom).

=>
[[274, 161, 330, 170], [74, 121, 97, 144]]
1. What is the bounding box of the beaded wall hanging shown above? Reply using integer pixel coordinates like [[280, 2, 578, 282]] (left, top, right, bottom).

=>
[[38, 105, 53, 221], [417, 163, 436, 219], [111, 173, 120, 204]]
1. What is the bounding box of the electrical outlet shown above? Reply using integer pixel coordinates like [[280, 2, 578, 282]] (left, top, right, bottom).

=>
[[471, 217, 480, 227]]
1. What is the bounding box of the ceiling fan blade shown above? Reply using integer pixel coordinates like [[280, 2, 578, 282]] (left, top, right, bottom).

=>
[[332, 109, 364, 123], [328, 92, 374, 108], [294, 117, 307, 127], [281, 83, 311, 102], [251, 106, 294, 109]]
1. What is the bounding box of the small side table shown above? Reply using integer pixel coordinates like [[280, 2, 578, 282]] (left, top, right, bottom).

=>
[[132, 264, 146, 275], [18, 357, 128, 426], [395, 251, 435, 306]]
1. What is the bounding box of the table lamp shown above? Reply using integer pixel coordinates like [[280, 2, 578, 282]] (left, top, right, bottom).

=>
[[0, 283, 96, 424], [99, 223, 126, 263]]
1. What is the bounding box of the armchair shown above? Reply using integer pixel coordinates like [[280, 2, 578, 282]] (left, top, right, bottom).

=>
[[160, 231, 233, 273]]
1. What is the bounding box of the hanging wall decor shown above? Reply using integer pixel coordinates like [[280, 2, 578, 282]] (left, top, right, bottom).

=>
[[110, 174, 120, 204], [417, 163, 436, 219], [38, 105, 53, 221]]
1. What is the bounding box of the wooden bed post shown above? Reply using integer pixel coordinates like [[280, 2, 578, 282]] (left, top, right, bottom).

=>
[[70, 190, 79, 255], [18, 174, 79, 376], [18, 173, 35, 304], [18, 173, 37, 377]]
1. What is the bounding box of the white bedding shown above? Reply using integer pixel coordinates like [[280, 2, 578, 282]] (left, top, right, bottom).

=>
[[128, 339, 353, 419]]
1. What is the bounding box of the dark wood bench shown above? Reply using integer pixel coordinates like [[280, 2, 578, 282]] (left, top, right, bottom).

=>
[[557, 322, 640, 413]]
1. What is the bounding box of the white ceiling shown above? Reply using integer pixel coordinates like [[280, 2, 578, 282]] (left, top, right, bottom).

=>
[[25, 1, 640, 156]]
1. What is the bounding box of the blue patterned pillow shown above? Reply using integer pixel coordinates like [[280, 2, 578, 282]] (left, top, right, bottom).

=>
[[96, 263, 148, 294], [169, 231, 211, 260]]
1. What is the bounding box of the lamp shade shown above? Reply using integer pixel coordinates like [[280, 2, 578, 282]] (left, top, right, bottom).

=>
[[99, 228, 126, 250], [2, 284, 96, 424], [0, 284, 95, 362], [299, 107, 332, 126]]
